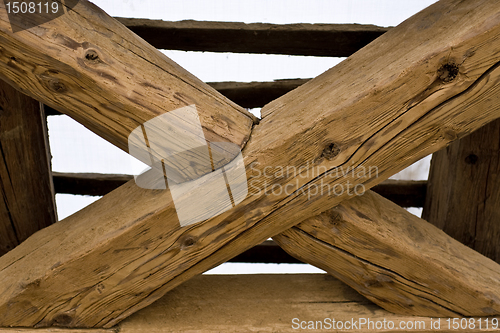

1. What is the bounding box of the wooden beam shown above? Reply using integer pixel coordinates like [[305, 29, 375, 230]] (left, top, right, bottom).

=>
[[52, 172, 426, 208], [0, 79, 57, 256], [423, 118, 500, 263], [2, 0, 500, 327], [274, 191, 500, 317], [0, 1, 256, 156], [2, 274, 497, 333], [116, 18, 389, 57]]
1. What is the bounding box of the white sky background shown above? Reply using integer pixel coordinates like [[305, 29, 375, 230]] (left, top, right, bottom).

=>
[[48, 0, 437, 274]]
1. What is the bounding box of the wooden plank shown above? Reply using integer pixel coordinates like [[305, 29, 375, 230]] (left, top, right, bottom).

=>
[[116, 18, 389, 57], [0, 1, 256, 157], [2, 0, 500, 327], [117, 274, 497, 333], [2, 275, 497, 333], [52, 172, 426, 208], [0, 79, 57, 256], [423, 119, 500, 263], [274, 191, 500, 317]]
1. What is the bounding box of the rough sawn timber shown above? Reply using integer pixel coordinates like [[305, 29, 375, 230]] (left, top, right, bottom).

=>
[[1, 0, 500, 328]]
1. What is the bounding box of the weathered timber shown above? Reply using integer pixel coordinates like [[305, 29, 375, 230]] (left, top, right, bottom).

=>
[[0, 1, 256, 159], [274, 191, 500, 317], [2, 275, 497, 333], [52, 172, 425, 208], [423, 119, 500, 263], [2, 0, 500, 327], [44, 79, 311, 115], [116, 18, 389, 57], [0, 79, 57, 256]]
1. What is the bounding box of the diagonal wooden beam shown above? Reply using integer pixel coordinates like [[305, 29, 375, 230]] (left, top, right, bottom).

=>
[[1, 0, 500, 328], [0, 0, 256, 155], [0, 79, 57, 256], [274, 190, 500, 317]]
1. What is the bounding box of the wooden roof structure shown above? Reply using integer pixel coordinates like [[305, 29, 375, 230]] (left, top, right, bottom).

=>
[[0, 0, 499, 331]]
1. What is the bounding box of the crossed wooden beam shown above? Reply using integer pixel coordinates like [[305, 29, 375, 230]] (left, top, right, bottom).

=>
[[0, 0, 500, 328]]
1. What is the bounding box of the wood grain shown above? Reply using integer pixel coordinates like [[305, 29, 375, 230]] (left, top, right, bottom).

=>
[[2, 0, 500, 328], [0, 79, 57, 256], [423, 119, 500, 263], [274, 191, 500, 317]]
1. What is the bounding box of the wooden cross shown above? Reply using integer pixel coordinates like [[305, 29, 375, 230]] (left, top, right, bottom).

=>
[[0, 0, 500, 329]]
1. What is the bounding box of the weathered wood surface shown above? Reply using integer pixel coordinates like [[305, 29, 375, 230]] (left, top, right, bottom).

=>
[[52, 171, 426, 207], [2, 0, 500, 328], [2, 275, 497, 333], [0, 79, 57, 256], [423, 119, 500, 263], [274, 191, 500, 317], [0, 0, 256, 157], [116, 18, 389, 57]]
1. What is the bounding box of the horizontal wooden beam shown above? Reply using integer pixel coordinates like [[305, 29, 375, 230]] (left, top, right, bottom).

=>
[[44, 79, 311, 115], [116, 18, 389, 57], [2, 0, 500, 328], [52, 172, 426, 207], [2, 274, 496, 333], [274, 191, 500, 317]]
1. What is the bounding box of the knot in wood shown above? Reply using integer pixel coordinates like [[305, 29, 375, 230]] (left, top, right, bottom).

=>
[[438, 63, 459, 83], [85, 50, 100, 62], [465, 153, 479, 165], [49, 79, 67, 93], [321, 142, 340, 160], [51, 313, 73, 326], [181, 236, 197, 249]]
